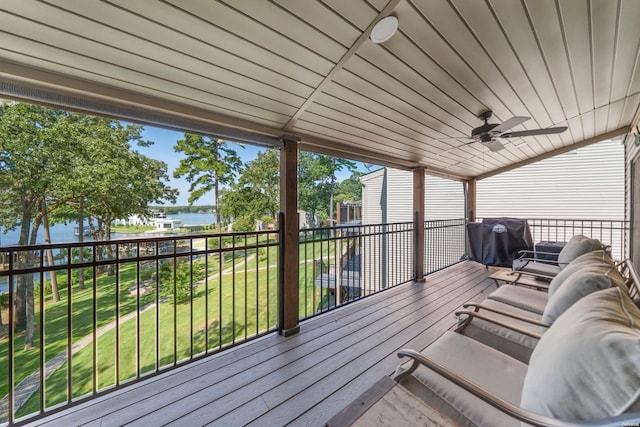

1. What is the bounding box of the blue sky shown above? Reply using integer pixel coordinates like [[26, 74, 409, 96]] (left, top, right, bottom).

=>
[[137, 126, 369, 206]]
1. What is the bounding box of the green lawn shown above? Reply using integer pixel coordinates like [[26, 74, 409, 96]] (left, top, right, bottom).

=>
[[3, 235, 339, 418]]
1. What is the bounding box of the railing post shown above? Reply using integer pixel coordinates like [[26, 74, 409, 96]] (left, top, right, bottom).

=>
[[278, 136, 300, 337], [278, 212, 285, 334], [413, 168, 425, 282]]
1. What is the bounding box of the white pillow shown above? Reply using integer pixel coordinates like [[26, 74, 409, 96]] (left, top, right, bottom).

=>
[[522, 288, 640, 420]]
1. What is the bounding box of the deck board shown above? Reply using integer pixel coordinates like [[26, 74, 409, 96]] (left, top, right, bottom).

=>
[[26, 261, 493, 427]]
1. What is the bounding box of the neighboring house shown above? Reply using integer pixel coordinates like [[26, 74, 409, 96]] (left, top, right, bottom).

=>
[[114, 214, 150, 226], [359, 169, 465, 292], [152, 218, 183, 230]]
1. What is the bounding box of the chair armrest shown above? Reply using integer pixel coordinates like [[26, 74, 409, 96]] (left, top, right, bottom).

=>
[[517, 249, 561, 261], [394, 349, 640, 427], [462, 302, 551, 328], [455, 309, 543, 339]]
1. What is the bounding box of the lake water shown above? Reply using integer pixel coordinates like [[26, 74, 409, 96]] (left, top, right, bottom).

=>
[[0, 212, 215, 247], [0, 213, 216, 292]]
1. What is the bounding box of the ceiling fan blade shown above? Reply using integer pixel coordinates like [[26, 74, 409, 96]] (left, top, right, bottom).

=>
[[485, 140, 505, 152], [491, 116, 530, 133], [500, 126, 568, 138]]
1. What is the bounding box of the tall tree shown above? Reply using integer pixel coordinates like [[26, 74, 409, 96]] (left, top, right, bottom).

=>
[[298, 152, 356, 226], [335, 171, 363, 204], [173, 135, 243, 232], [0, 103, 69, 347], [237, 149, 280, 219]]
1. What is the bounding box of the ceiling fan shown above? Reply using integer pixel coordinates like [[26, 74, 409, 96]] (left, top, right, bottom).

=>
[[448, 110, 568, 152]]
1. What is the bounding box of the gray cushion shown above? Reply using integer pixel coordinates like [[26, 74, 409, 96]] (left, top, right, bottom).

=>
[[542, 265, 627, 324], [522, 288, 640, 420], [557, 235, 603, 269], [548, 250, 613, 296], [520, 261, 561, 278], [487, 285, 547, 315], [400, 331, 526, 427], [460, 299, 545, 363]]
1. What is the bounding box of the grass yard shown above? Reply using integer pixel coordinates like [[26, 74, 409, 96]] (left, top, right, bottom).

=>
[[3, 234, 340, 419]]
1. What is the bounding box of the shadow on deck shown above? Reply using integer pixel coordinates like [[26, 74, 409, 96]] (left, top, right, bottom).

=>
[[28, 261, 494, 427]]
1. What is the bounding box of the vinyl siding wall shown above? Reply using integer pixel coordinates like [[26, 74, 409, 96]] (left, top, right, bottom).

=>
[[477, 140, 625, 220]]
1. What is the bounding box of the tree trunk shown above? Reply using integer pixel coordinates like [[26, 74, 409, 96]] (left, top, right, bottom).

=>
[[214, 144, 221, 233], [42, 200, 60, 302], [215, 174, 220, 232], [14, 202, 33, 331], [24, 214, 42, 350], [77, 197, 85, 290], [104, 219, 115, 276]]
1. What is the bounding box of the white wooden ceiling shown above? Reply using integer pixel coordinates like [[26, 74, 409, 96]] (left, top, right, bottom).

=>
[[1, 0, 640, 180]]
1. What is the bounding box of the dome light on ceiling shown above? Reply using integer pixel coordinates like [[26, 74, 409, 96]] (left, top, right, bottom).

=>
[[370, 16, 398, 44]]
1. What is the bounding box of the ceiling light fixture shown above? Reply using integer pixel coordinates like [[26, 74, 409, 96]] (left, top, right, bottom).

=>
[[370, 15, 399, 44]]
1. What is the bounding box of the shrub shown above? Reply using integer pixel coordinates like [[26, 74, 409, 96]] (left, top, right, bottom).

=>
[[232, 216, 255, 233]]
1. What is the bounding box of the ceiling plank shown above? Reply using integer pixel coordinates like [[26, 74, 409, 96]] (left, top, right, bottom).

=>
[[282, 0, 402, 131]]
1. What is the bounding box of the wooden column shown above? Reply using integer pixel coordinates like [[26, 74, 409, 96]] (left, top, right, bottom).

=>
[[279, 136, 300, 336], [413, 168, 425, 282], [466, 178, 477, 223]]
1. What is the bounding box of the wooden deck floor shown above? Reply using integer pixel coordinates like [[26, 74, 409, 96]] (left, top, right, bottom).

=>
[[27, 261, 494, 427]]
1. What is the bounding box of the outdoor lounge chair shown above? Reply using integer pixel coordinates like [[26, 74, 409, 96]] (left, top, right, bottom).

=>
[[394, 286, 640, 427], [455, 251, 628, 362], [513, 234, 606, 278]]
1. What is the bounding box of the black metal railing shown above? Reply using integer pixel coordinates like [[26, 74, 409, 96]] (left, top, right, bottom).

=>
[[424, 219, 467, 275], [298, 219, 467, 319], [298, 222, 414, 319], [0, 231, 278, 425], [525, 218, 629, 260]]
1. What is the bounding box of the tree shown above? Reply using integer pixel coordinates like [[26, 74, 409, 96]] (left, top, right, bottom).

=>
[[218, 149, 280, 223], [298, 152, 356, 226], [173, 135, 243, 232], [335, 171, 363, 204], [66, 118, 177, 274], [0, 103, 71, 347], [0, 105, 178, 348], [237, 149, 280, 219]]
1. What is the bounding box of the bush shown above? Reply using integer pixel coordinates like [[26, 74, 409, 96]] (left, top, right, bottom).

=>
[[232, 216, 255, 233]]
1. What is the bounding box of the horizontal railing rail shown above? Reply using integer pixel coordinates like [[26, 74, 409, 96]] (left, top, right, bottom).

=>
[[299, 222, 414, 319], [525, 218, 629, 261], [0, 231, 278, 425]]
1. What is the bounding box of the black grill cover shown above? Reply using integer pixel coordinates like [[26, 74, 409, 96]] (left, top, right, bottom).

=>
[[467, 218, 533, 267]]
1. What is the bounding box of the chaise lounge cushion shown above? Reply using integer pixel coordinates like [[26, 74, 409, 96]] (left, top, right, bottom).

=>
[[556, 235, 603, 269], [522, 287, 640, 420], [487, 285, 548, 315], [459, 299, 545, 363], [399, 331, 527, 426], [542, 266, 627, 324], [548, 250, 614, 296]]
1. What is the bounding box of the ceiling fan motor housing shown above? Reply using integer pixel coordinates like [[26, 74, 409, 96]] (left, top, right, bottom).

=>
[[471, 122, 499, 138]]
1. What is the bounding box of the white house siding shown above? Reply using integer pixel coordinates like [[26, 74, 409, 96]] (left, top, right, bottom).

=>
[[477, 140, 624, 220], [477, 140, 626, 257], [360, 168, 465, 290]]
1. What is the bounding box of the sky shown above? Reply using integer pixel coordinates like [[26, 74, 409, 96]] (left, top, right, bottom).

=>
[[136, 125, 370, 206]]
